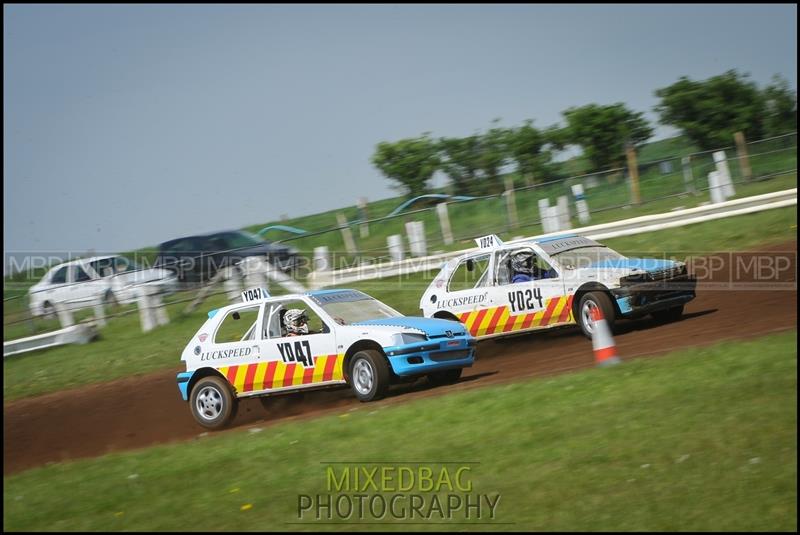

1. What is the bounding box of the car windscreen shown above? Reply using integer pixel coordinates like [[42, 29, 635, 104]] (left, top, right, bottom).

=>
[[311, 291, 402, 324], [550, 246, 625, 270], [218, 231, 263, 249]]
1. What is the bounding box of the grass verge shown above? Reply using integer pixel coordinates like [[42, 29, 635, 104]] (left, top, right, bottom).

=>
[[3, 331, 796, 531]]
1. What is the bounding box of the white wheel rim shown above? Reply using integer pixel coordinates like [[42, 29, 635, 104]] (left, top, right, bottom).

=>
[[353, 359, 374, 395], [581, 301, 598, 335], [195, 385, 223, 421]]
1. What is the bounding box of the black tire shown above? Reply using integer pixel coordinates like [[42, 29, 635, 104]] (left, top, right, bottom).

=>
[[189, 376, 239, 430], [42, 301, 56, 320], [348, 350, 390, 402], [652, 305, 684, 324], [577, 291, 615, 339], [427, 368, 462, 387]]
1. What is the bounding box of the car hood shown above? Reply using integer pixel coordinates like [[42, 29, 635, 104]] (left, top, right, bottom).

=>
[[353, 316, 467, 337]]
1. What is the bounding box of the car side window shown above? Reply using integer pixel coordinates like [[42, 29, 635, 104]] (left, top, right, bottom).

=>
[[75, 266, 92, 282], [214, 305, 261, 344], [505, 248, 558, 283], [51, 266, 69, 284], [263, 300, 328, 338], [448, 254, 491, 292]]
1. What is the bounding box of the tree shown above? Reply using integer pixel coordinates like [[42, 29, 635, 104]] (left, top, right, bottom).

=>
[[437, 135, 482, 193], [562, 103, 653, 172], [654, 70, 764, 150], [506, 120, 555, 185], [476, 121, 512, 195], [371, 135, 440, 197], [762, 74, 797, 137]]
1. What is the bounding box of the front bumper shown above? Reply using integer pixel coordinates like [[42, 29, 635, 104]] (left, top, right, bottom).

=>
[[177, 371, 193, 401], [383, 337, 476, 376], [611, 274, 697, 318]]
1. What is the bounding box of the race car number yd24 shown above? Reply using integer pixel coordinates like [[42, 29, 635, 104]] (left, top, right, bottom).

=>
[[277, 340, 315, 367], [508, 288, 543, 313]]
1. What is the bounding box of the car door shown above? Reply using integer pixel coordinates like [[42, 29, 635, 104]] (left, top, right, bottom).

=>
[[441, 253, 497, 336], [41, 265, 70, 307], [493, 246, 571, 334], [254, 297, 342, 395], [71, 263, 107, 304]]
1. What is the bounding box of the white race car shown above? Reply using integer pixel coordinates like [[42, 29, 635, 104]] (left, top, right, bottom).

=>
[[178, 288, 476, 429], [420, 234, 697, 339]]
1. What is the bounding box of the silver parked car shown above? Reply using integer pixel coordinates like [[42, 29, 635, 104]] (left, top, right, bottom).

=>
[[28, 255, 178, 317]]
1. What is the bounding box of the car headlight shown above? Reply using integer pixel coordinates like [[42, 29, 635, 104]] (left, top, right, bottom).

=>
[[392, 333, 428, 346]]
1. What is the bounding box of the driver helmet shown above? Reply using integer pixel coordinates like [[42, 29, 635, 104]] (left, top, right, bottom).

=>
[[283, 308, 309, 335], [510, 249, 535, 275]]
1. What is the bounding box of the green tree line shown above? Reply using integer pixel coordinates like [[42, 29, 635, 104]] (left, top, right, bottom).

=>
[[372, 70, 797, 197]]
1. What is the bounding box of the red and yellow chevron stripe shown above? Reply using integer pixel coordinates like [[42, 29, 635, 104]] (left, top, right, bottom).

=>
[[458, 295, 574, 337], [219, 354, 345, 394]]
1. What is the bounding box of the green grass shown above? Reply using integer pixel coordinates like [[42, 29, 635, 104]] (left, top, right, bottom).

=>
[[4, 331, 796, 531], [2, 205, 796, 402]]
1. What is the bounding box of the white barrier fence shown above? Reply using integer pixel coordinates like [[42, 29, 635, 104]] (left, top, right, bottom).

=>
[[4, 323, 98, 358], [307, 188, 797, 288]]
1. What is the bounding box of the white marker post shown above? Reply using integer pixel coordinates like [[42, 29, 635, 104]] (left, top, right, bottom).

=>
[[313, 246, 330, 271], [387, 234, 405, 262], [557, 195, 572, 230], [405, 221, 427, 257], [336, 212, 358, 255], [708, 171, 726, 203], [538, 198, 555, 233], [571, 184, 591, 224], [221, 266, 242, 302], [713, 150, 736, 198], [436, 202, 454, 245]]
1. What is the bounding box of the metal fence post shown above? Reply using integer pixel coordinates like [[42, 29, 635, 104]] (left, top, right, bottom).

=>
[[734, 131, 753, 181]]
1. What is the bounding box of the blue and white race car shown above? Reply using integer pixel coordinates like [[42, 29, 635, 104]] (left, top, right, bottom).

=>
[[421, 234, 697, 340], [178, 288, 475, 429]]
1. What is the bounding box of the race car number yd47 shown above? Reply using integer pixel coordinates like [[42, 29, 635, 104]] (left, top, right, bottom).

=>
[[178, 289, 476, 429]]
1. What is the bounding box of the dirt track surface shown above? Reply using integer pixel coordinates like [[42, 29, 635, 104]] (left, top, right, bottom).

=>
[[4, 243, 797, 475]]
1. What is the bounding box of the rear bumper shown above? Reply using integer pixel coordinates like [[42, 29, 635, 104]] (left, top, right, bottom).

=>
[[611, 275, 697, 318], [384, 337, 476, 376]]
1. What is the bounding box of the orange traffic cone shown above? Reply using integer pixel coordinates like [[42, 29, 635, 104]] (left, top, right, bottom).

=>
[[591, 306, 621, 367]]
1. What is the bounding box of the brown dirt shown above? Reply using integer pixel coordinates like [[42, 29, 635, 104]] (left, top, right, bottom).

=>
[[4, 243, 796, 475]]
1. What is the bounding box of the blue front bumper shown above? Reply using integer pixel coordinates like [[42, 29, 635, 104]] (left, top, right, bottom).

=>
[[177, 371, 193, 401], [383, 337, 476, 376]]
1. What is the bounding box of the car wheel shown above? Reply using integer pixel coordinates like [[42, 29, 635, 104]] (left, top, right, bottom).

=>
[[42, 301, 56, 320], [189, 376, 238, 430], [348, 350, 390, 402], [577, 291, 615, 340], [427, 368, 462, 386], [652, 305, 684, 324]]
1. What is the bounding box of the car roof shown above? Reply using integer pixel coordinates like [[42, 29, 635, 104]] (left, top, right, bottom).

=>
[[160, 230, 256, 244], [207, 289, 365, 318], [48, 255, 122, 269]]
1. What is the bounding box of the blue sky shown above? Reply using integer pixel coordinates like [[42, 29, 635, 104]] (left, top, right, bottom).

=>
[[3, 4, 797, 258]]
